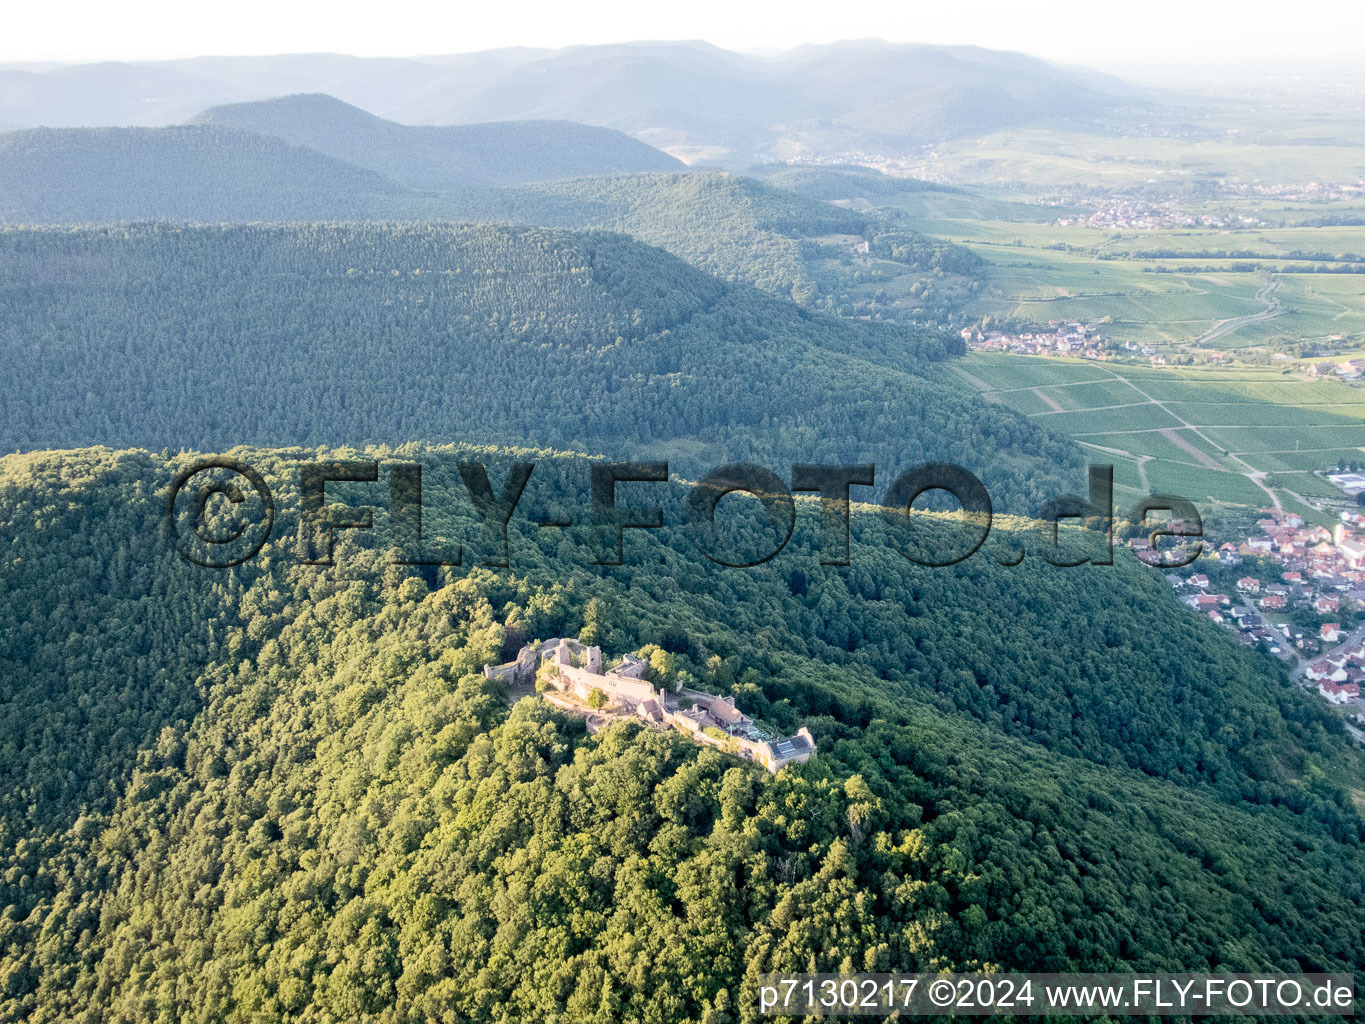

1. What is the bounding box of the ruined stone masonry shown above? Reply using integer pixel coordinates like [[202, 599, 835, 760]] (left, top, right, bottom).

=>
[[484, 639, 816, 773]]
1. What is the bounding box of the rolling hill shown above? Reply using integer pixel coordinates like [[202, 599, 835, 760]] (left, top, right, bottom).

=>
[[312, 40, 1153, 163], [191, 93, 686, 189], [4, 38, 1362, 1024], [750, 163, 965, 200], [0, 59, 243, 128]]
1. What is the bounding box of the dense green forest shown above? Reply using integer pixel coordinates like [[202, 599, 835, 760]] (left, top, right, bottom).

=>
[[444, 172, 866, 296], [0, 222, 1069, 511], [191, 93, 686, 189], [1, 112, 1361, 1022], [0, 445, 1360, 1023]]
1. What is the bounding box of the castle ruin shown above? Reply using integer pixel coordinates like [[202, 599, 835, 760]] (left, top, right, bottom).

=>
[[484, 639, 816, 773]]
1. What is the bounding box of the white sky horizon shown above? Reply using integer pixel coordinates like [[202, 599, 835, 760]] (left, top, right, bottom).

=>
[[4, 0, 1362, 76]]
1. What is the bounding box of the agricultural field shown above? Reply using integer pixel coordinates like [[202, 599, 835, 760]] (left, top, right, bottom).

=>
[[897, 216, 1365, 353], [845, 107, 1365, 357], [895, 115, 1365, 190], [955, 239, 1273, 346], [950, 352, 1365, 522]]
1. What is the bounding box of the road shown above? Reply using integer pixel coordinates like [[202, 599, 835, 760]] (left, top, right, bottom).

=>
[[1190, 276, 1282, 347]]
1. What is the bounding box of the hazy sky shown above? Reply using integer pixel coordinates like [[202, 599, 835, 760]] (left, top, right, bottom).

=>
[[5, 0, 1361, 72]]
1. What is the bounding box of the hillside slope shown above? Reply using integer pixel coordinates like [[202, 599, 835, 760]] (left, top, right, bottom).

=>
[[751, 163, 965, 200], [191, 93, 686, 188]]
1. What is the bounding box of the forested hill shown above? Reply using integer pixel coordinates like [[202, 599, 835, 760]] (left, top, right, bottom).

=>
[[752, 163, 964, 201], [0, 445, 1360, 1021], [444, 172, 985, 319], [0, 125, 410, 223], [0, 222, 1073, 510], [191, 93, 686, 189]]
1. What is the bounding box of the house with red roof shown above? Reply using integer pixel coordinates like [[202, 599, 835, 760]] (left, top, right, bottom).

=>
[[1319, 680, 1360, 704], [1307, 660, 1348, 683]]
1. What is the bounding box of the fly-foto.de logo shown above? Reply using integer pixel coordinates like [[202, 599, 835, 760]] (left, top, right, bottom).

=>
[[166, 458, 1202, 571]]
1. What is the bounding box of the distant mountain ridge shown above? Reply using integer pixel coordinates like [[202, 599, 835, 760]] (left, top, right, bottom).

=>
[[0, 124, 407, 223], [0, 100, 687, 223], [0, 40, 1154, 162], [191, 93, 685, 188]]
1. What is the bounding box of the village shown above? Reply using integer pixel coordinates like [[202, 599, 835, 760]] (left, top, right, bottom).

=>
[[1055, 199, 1263, 231], [1154, 508, 1365, 734], [962, 322, 1361, 371], [484, 638, 817, 773], [962, 318, 1239, 366], [962, 319, 1117, 359]]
